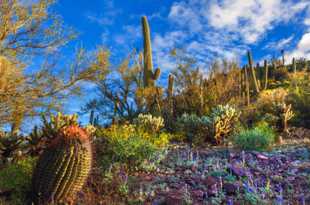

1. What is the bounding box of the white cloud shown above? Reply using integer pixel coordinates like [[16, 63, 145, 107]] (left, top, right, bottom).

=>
[[168, 1, 203, 32], [208, 0, 310, 43], [264, 36, 294, 50], [85, 1, 121, 26], [150, 0, 310, 73], [167, 0, 310, 44], [297, 33, 310, 52], [285, 33, 310, 63], [153, 31, 186, 70], [86, 14, 114, 26]]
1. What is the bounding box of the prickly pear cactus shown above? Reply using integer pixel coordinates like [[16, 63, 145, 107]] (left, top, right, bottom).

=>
[[31, 125, 92, 205]]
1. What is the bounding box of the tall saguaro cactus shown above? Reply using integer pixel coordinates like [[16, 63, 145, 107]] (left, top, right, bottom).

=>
[[167, 74, 174, 99], [247, 50, 260, 93], [281, 49, 285, 66], [264, 60, 268, 90], [244, 65, 250, 106], [292, 58, 296, 74], [141, 16, 160, 87], [31, 125, 92, 205]]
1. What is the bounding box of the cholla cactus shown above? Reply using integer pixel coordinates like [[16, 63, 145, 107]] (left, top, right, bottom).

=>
[[31, 125, 92, 205], [204, 105, 240, 144], [282, 103, 294, 133], [133, 113, 164, 133]]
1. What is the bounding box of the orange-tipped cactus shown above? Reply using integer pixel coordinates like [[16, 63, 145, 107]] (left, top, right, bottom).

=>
[[31, 125, 92, 205]]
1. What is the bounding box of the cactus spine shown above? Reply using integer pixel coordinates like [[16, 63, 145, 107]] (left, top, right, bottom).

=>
[[141, 16, 160, 87], [32, 125, 92, 205], [247, 50, 260, 93]]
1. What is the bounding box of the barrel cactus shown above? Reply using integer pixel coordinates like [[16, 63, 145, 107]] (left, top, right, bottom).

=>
[[31, 125, 92, 205]]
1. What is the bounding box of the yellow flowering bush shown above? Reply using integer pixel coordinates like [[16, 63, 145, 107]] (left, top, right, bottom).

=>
[[95, 118, 169, 171]]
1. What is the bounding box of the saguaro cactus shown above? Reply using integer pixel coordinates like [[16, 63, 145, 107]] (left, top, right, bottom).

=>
[[247, 50, 260, 93], [292, 58, 296, 74], [141, 16, 160, 87], [167, 74, 174, 99], [281, 49, 285, 66], [31, 125, 92, 205], [244, 65, 250, 106], [264, 60, 268, 90]]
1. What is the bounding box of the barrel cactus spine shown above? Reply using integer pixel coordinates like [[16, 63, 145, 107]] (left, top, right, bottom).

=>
[[141, 16, 160, 87], [31, 125, 92, 205]]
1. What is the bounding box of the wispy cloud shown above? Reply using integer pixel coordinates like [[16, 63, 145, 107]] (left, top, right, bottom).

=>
[[286, 32, 310, 62], [150, 0, 310, 72], [86, 13, 114, 26], [85, 1, 122, 26], [264, 36, 294, 50]]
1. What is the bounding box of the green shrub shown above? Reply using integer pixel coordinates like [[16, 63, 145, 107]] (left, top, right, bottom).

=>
[[287, 74, 310, 128], [0, 157, 36, 205], [256, 88, 294, 131], [95, 123, 169, 172], [176, 113, 207, 146], [233, 123, 275, 151], [272, 67, 289, 82]]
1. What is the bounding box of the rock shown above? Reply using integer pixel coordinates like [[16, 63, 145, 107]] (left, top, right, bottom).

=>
[[256, 153, 269, 160], [184, 169, 192, 175], [192, 189, 204, 199], [191, 164, 198, 172], [299, 166, 310, 174], [228, 165, 248, 178], [223, 183, 237, 195], [204, 176, 218, 196], [164, 191, 185, 205], [152, 196, 166, 205]]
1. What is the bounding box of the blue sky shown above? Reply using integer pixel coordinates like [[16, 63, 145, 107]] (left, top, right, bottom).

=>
[[52, 0, 310, 66], [33, 0, 310, 124]]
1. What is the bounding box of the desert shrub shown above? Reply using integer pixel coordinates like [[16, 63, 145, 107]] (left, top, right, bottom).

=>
[[176, 113, 208, 146], [95, 122, 169, 172], [0, 157, 36, 205], [133, 113, 164, 133], [272, 67, 289, 81], [204, 104, 240, 144], [287, 74, 310, 128], [233, 122, 275, 151], [256, 88, 294, 131]]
